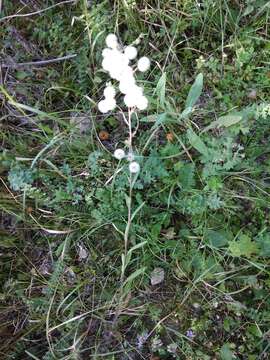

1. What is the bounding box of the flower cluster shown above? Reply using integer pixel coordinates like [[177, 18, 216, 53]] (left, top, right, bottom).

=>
[[98, 34, 150, 113], [114, 148, 140, 174]]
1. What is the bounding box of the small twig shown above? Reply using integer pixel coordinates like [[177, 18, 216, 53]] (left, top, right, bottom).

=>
[[1, 54, 77, 68], [0, 0, 75, 23]]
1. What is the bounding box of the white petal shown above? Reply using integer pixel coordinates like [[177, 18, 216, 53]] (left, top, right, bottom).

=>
[[137, 56, 150, 72]]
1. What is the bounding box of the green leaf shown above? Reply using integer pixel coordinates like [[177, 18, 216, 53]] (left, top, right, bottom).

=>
[[256, 233, 270, 257], [141, 112, 166, 123], [155, 72, 166, 108], [15, 71, 29, 80], [127, 241, 147, 257], [220, 344, 234, 360], [131, 202, 145, 221], [228, 235, 259, 258], [0, 234, 16, 248], [205, 230, 230, 248], [177, 163, 195, 190], [243, 5, 254, 16], [187, 128, 208, 156], [123, 267, 146, 286], [205, 114, 243, 131], [185, 73, 203, 109]]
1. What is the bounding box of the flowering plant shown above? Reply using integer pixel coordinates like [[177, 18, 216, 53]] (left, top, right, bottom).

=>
[[98, 33, 151, 175], [96, 33, 151, 287]]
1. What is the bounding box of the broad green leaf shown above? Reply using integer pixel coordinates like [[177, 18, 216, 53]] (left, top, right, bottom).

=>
[[220, 344, 234, 360], [187, 128, 208, 156], [256, 233, 270, 257], [179, 106, 193, 120], [185, 73, 203, 109], [205, 230, 230, 248], [140, 113, 166, 123], [177, 163, 195, 190], [228, 235, 259, 258], [155, 72, 166, 108], [205, 114, 243, 131]]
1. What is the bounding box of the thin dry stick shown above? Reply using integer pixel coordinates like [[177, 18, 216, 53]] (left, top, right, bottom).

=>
[[0, 0, 75, 23], [1, 54, 77, 68]]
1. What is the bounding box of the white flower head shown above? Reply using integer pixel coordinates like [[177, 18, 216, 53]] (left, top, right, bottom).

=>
[[102, 57, 111, 72], [124, 46, 138, 60], [105, 33, 118, 49], [99, 35, 150, 113], [102, 48, 111, 58], [98, 100, 110, 114], [129, 161, 140, 173], [98, 98, 116, 113], [104, 97, 116, 111], [124, 93, 137, 108], [114, 148, 125, 160], [104, 85, 116, 99], [137, 56, 150, 72], [128, 85, 143, 97], [119, 75, 136, 94], [136, 95, 148, 110]]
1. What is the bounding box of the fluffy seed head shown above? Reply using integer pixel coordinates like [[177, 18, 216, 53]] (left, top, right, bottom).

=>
[[119, 77, 136, 94], [102, 57, 112, 72], [136, 96, 148, 110], [102, 48, 111, 58], [104, 97, 116, 111], [124, 46, 138, 60], [98, 100, 110, 113], [137, 56, 150, 72], [128, 85, 143, 98], [129, 161, 140, 173], [124, 94, 137, 108], [104, 86, 116, 99], [106, 34, 118, 49], [114, 148, 125, 160]]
